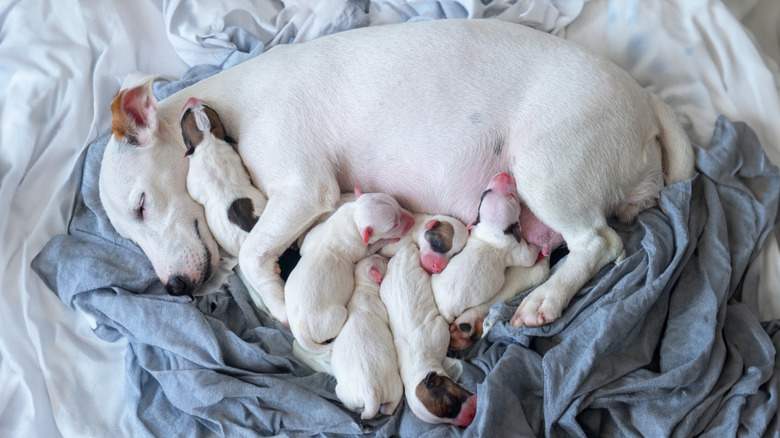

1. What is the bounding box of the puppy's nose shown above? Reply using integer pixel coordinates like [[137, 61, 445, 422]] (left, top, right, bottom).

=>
[[166, 274, 194, 296]]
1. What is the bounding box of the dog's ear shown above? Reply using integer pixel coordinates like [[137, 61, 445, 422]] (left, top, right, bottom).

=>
[[362, 226, 373, 244], [111, 80, 158, 145]]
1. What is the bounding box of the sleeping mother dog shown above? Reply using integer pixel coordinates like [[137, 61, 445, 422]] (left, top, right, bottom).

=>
[[100, 19, 693, 352]]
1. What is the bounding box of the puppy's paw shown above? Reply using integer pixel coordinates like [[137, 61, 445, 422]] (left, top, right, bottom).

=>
[[448, 316, 483, 351], [510, 289, 563, 327]]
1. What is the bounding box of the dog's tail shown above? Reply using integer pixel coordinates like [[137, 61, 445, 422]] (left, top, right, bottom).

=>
[[649, 93, 696, 184]]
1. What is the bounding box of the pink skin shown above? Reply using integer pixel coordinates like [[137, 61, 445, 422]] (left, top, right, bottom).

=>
[[420, 252, 448, 274], [452, 394, 478, 427]]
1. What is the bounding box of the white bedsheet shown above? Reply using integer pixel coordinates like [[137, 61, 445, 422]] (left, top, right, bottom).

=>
[[1, 0, 779, 436]]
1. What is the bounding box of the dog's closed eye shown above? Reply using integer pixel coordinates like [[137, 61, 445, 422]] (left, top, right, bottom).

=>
[[136, 193, 146, 221]]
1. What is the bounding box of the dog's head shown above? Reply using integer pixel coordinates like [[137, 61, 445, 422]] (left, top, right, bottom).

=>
[[418, 216, 468, 274], [470, 172, 522, 239], [353, 189, 415, 245], [355, 254, 389, 286], [180, 97, 236, 157], [99, 81, 220, 296], [407, 371, 477, 427]]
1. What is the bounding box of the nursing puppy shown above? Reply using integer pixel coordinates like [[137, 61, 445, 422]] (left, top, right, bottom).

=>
[[331, 255, 403, 420], [100, 19, 694, 324], [378, 213, 469, 274], [380, 242, 477, 427], [433, 173, 547, 350], [286, 189, 414, 349], [180, 97, 267, 258]]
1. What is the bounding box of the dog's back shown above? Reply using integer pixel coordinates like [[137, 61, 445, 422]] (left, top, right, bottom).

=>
[[331, 255, 402, 419], [380, 243, 477, 426]]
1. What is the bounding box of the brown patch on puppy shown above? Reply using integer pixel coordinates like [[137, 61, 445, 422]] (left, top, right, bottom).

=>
[[424, 221, 454, 254], [180, 108, 203, 156], [415, 372, 473, 420], [201, 106, 228, 142], [228, 197, 259, 232]]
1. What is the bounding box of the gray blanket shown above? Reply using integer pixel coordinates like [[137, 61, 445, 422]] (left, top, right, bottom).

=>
[[33, 58, 780, 438]]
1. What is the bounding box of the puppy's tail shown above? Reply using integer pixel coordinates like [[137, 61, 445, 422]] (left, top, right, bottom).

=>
[[649, 93, 696, 185]]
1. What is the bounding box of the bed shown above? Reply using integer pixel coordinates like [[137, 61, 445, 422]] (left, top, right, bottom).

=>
[[3, 0, 780, 436]]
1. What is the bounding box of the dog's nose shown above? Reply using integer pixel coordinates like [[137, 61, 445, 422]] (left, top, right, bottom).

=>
[[166, 274, 195, 296]]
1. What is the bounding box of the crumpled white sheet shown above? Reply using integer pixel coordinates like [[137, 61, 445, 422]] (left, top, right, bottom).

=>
[[2, 0, 779, 436]]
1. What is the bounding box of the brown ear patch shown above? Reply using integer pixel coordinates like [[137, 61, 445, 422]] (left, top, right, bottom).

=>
[[424, 221, 454, 254], [110, 90, 138, 144], [202, 106, 228, 142], [180, 108, 203, 155], [414, 372, 473, 419]]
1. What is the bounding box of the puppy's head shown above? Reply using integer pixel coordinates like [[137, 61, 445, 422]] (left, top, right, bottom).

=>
[[355, 254, 389, 286], [353, 190, 415, 245], [180, 97, 236, 157], [418, 216, 468, 274], [408, 371, 477, 427], [470, 172, 522, 236], [99, 81, 219, 296]]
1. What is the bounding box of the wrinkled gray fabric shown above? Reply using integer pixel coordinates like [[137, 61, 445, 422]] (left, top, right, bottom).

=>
[[32, 45, 780, 438]]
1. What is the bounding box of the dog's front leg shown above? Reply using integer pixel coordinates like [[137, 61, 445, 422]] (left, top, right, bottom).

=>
[[239, 191, 335, 326], [449, 262, 550, 349]]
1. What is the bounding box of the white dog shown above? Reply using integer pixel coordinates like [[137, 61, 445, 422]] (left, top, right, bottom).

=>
[[378, 213, 469, 274], [180, 97, 267, 258], [99, 19, 694, 325], [285, 189, 414, 349], [433, 172, 548, 349], [380, 242, 477, 426], [330, 255, 403, 420]]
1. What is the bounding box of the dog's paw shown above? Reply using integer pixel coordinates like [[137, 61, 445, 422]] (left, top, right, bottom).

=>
[[448, 317, 483, 351], [510, 290, 563, 327]]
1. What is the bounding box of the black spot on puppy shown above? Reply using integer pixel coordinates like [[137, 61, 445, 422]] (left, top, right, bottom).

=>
[[228, 198, 259, 232], [425, 221, 455, 254]]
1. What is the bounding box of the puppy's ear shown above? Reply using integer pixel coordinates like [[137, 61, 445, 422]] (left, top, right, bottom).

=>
[[111, 80, 158, 145], [362, 226, 373, 244], [369, 267, 383, 284]]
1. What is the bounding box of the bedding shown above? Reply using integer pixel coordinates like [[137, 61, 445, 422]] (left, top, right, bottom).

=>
[[3, 0, 780, 436]]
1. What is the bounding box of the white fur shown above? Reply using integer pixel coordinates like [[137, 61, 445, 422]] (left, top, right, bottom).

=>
[[379, 243, 470, 425], [432, 223, 541, 317], [286, 192, 413, 348], [330, 255, 403, 419], [184, 106, 267, 258], [99, 19, 694, 323]]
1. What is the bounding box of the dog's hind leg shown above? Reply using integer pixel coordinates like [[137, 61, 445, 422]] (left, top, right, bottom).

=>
[[238, 191, 336, 326], [510, 220, 623, 327]]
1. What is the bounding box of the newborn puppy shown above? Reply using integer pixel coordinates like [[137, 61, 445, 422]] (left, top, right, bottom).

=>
[[380, 242, 477, 427], [180, 97, 267, 257], [286, 189, 414, 352], [379, 214, 469, 274], [432, 173, 543, 349], [331, 255, 403, 419]]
